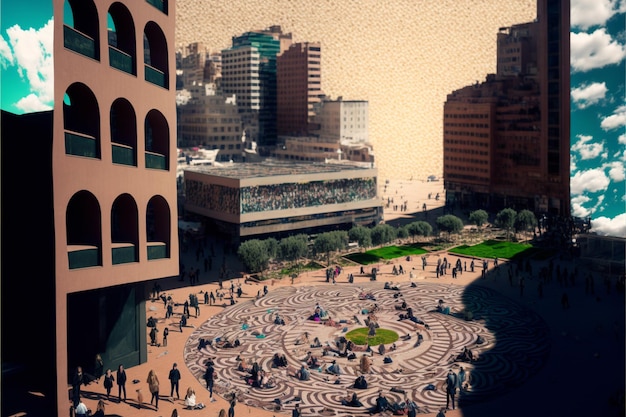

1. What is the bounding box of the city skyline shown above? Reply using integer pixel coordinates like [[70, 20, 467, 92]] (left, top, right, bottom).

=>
[[1, 0, 624, 237]]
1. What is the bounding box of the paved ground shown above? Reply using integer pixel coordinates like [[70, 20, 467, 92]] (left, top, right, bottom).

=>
[[8, 180, 624, 417]]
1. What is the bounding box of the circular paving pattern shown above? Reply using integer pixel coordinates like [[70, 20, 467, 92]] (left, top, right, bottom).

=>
[[184, 282, 550, 415]]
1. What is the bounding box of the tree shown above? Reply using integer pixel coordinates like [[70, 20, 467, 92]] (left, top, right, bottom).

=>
[[265, 237, 279, 259], [238, 239, 271, 273], [436, 215, 464, 240], [515, 209, 538, 237], [349, 225, 372, 249], [371, 224, 397, 246], [495, 208, 517, 240], [469, 209, 489, 228], [278, 234, 309, 264], [397, 225, 409, 240], [407, 221, 432, 242], [313, 230, 348, 264]]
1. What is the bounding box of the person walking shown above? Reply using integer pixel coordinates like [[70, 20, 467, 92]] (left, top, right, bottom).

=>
[[228, 392, 236, 417], [71, 366, 85, 407], [163, 327, 169, 347], [116, 364, 127, 401], [292, 403, 302, 417], [103, 369, 115, 399], [204, 359, 216, 402], [445, 369, 458, 410], [169, 363, 181, 399], [147, 369, 160, 410]]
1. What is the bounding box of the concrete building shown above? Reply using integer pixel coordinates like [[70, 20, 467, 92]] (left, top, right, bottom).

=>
[[314, 97, 370, 144], [1, 0, 178, 415], [276, 42, 323, 136], [182, 161, 382, 241], [443, 0, 570, 216]]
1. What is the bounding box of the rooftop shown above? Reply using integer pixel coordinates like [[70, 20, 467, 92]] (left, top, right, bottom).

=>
[[184, 160, 374, 179]]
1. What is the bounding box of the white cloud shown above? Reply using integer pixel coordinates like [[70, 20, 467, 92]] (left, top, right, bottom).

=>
[[571, 28, 626, 72], [571, 194, 592, 217], [591, 213, 626, 237], [0, 35, 14, 68], [618, 133, 626, 144], [571, 82, 608, 108], [571, 0, 622, 30], [15, 93, 53, 113], [4, 18, 54, 112], [571, 168, 611, 194], [600, 105, 626, 130], [607, 161, 626, 181], [572, 134, 605, 160]]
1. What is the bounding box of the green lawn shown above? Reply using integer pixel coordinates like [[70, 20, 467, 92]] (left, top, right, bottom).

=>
[[345, 327, 399, 346], [449, 239, 533, 259], [345, 244, 428, 265]]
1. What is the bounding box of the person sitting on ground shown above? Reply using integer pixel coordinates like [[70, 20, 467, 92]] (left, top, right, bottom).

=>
[[311, 336, 322, 348], [295, 365, 310, 381], [75, 398, 89, 416], [414, 332, 424, 347], [353, 374, 368, 389], [378, 343, 386, 356], [184, 387, 197, 409], [395, 299, 408, 310], [274, 313, 285, 325], [360, 354, 372, 373], [271, 353, 288, 368], [295, 332, 310, 346], [327, 360, 342, 375], [457, 346, 475, 362], [305, 352, 320, 369], [369, 391, 390, 414], [341, 392, 363, 407], [402, 333, 412, 341]]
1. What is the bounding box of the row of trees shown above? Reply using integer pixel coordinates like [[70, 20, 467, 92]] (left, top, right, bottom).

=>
[[237, 208, 537, 273]]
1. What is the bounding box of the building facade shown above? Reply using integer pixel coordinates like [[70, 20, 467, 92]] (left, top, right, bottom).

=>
[[443, 0, 570, 216], [1, 1, 179, 415], [182, 162, 382, 241], [276, 42, 322, 136]]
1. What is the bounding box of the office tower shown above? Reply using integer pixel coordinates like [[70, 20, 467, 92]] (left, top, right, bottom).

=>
[[443, 0, 570, 216], [222, 26, 292, 152], [1, 1, 178, 415], [277, 42, 322, 136]]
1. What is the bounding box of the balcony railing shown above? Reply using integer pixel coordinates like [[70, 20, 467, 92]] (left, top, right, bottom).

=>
[[64, 25, 97, 60], [147, 242, 168, 260], [68, 245, 100, 269], [146, 0, 167, 14], [109, 46, 134, 75], [145, 151, 166, 170], [112, 142, 136, 166], [65, 130, 98, 158], [145, 64, 166, 88], [112, 243, 138, 264]]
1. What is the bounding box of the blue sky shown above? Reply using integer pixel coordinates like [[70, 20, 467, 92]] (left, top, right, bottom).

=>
[[1, 0, 625, 236], [570, 0, 626, 237]]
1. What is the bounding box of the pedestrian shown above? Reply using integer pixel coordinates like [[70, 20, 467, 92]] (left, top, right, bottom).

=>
[[204, 359, 216, 402], [147, 369, 160, 410], [445, 369, 457, 410], [292, 402, 302, 417], [169, 363, 181, 399], [228, 392, 236, 417], [150, 326, 158, 346], [93, 354, 104, 382], [163, 327, 169, 347], [210, 291, 216, 305], [204, 291, 209, 305], [457, 366, 466, 391], [406, 397, 418, 417], [103, 369, 114, 399], [71, 366, 85, 407], [117, 364, 127, 401]]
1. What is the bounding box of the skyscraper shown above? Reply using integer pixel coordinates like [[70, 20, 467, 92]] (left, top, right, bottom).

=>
[[277, 42, 323, 136], [443, 0, 570, 216], [222, 25, 292, 152]]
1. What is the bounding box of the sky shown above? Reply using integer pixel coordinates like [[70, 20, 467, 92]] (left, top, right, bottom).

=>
[[1, 0, 625, 237]]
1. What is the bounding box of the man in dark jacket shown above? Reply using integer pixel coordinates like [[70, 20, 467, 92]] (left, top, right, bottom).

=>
[[169, 363, 181, 399]]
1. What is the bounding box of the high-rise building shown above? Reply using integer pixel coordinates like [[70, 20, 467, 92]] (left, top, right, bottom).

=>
[[443, 0, 570, 216], [1, 1, 178, 415], [222, 26, 292, 152], [277, 42, 323, 136]]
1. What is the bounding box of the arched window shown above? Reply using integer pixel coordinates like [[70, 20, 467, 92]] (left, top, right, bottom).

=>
[[64, 83, 101, 159], [107, 3, 137, 75], [145, 0, 168, 15], [146, 196, 171, 260], [143, 22, 169, 89], [110, 98, 137, 166], [144, 109, 169, 170], [63, 0, 100, 60], [111, 194, 139, 264], [67, 190, 102, 269]]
